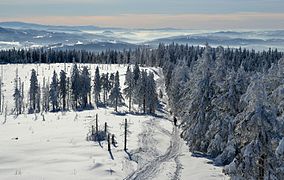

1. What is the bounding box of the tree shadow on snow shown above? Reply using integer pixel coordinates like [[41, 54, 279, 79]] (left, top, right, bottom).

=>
[[109, 150, 114, 160], [111, 111, 127, 116], [125, 111, 166, 119], [105, 168, 116, 175], [98, 140, 103, 148], [191, 151, 220, 166], [124, 149, 132, 161], [191, 151, 212, 159]]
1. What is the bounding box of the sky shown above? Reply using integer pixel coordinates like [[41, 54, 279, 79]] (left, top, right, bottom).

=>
[[0, 0, 283, 29]]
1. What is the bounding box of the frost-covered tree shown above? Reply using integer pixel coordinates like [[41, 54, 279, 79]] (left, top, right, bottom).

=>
[[276, 138, 284, 179], [59, 70, 67, 110], [101, 73, 111, 105], [263, 57, 284, 115], [133, 69, 158, 114], [224, 75, 281, 179], [205, 49, 248, 161], [109, 71, 124, 112], [124, 66, 134, 111], [13, 68, 23, 115], [133, 62, 140, 85], [19, 78, 24, 114], [36, 82, 41, 112], [81, 66, 91, 108], [66, 77, 71, 110], [50, 70, 59, 112], [167, 60, 190, 114], [146, 72, 158, 114], [93, 66, 101, 106], [42, 77, 50, 112], [135, 70, 148, 113], [180, 44, 215, 152], [29, 69, 39, 113], [71, 64, 80, 109]]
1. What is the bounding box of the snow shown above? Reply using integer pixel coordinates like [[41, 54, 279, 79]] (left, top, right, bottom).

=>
[[33, 35, 44, 39], [276, 138, 284, 158], [76, 41, 83, 45], [0, 41, 20, 46], [0, 63, 228, 180]]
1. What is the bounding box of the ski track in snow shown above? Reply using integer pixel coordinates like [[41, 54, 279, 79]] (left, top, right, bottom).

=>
[[124, 67, 183, 180], [125, 118, 182, 180]]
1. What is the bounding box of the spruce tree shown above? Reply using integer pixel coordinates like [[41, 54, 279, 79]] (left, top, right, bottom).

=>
[[36, 82, 41, 112], [94, 66, 101, 106], [101, 73, 111, 105], [133, 62, 140, 85], [71, 64, 80, 109], [109, 71, 124, 112], [124, 66, 134, 112], [135, 70, 147, 113], [43, 78, 50, 112], [29, 69, 39, 113], [59, 70, 67, 110], [13, 68, 22, 115], [81, 66, 91, 108], [50, 70, 59, 112], [146, 72, 158, 114]]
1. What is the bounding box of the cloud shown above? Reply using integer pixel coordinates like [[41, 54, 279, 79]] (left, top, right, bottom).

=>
[[0, 13, 283, 29]]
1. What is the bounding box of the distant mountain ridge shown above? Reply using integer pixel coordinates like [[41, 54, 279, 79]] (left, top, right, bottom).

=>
[[0, 21, 284, 51]]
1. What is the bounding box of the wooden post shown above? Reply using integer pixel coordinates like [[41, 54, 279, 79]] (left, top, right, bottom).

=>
[[108, 134, 111, 151], [105, 122, 107, 135], [124, 118, 127, 151]]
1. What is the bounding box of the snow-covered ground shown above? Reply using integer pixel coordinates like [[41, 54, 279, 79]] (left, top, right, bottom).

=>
[[0, 64, 228, 179]]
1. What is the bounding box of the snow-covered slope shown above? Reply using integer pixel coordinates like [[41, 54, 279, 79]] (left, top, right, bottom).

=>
[[0, 64, 228, 179]]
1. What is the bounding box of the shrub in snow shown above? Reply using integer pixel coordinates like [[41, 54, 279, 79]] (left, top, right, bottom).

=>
[[87, 127, 107, 142]]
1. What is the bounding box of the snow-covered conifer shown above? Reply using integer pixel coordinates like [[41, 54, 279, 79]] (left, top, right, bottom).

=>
[[123, 66, 134, 111], [71, 64, 80, 109], [29, 69, 39, 113], [81, 66, 91, 108], [109, 71, 124, 112], [94, 66, 101, 105], [50, 70, 59, 112], [59, 70, 67, 110]]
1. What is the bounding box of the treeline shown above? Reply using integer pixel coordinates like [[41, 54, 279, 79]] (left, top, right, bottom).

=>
[[12, 63, 158, 115], [1, 44, 282, 73], [0, 48, 132, 64]]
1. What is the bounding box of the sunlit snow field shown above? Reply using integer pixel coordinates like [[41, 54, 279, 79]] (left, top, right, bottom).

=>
[[0, 64, 228, 180]]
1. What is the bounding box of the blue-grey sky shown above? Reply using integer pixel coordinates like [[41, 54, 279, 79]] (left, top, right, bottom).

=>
[[0, 0, 283, 29]]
